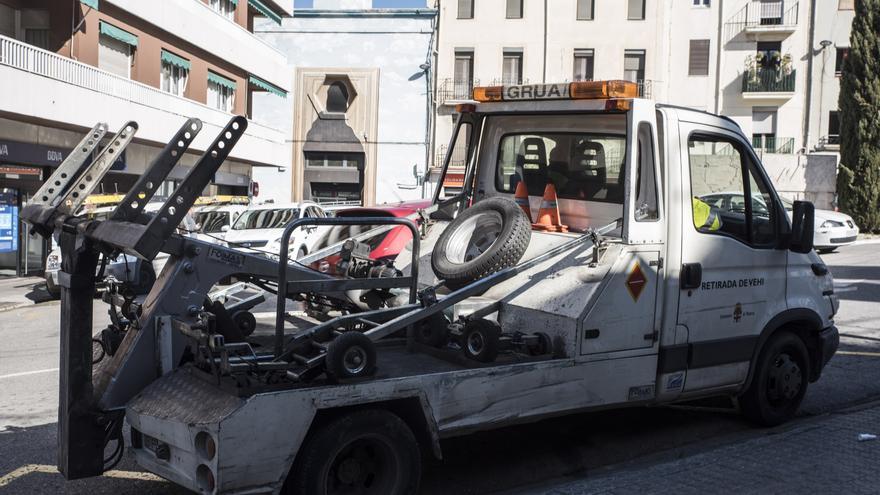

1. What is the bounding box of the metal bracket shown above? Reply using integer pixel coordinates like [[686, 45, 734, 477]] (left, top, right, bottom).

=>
[[111, 118, 203, 223], [57, 122, 139, 216], [32, 123, 109, 207]]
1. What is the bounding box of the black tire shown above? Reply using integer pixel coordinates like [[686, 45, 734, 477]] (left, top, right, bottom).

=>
[[325, 332, 377, 379], [285, 409, 421, 495], [816, 247, 837, 254], [231, 310, 257, 337], [432, 197, 531, 290], [461, 319, 501, 363], [740, 331, 811, 427], [414, 313, 451, 348], [132, 262, 155, 295]]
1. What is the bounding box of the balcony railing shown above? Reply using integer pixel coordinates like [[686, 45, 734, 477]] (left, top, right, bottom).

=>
[[434, 143, 468, 170], [742, 68, 796, 94], [816, 135, 840, 151], [437, 78, 478, 105], [726, 1, 798, 39], [752, 136, 795, 154]]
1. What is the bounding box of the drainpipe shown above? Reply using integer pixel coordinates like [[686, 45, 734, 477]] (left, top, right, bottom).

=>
[[542, 0, 548, 83], [713, 0, 724, 114], [802, 0, 817, 152]]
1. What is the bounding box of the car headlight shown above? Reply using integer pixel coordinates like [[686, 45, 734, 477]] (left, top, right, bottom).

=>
[[820, 220, 844, 228]]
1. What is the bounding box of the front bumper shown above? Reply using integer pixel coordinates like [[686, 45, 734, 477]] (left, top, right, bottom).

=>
[[812, 325, 839, 381], [814, 227, 859, 248]]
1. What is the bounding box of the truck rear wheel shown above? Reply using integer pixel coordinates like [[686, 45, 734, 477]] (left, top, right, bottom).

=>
[[739, 331, 810, 426], [286, 409, 421, 495]]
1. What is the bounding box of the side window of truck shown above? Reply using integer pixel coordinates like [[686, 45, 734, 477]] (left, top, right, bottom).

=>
[[687, 135, 776, 247]]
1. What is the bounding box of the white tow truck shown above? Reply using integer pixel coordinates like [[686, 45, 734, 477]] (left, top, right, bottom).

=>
[[22, 82, 838, 495]]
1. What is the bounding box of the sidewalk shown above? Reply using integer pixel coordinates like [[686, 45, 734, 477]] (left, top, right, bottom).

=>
[[514, 402, 880, 495], [0, 277, 49, 312]]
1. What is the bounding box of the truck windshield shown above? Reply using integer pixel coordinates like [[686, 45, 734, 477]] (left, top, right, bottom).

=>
[[233, 209, 299, 230], [495, 133, 626, 204], [195, 211, 230, 233]]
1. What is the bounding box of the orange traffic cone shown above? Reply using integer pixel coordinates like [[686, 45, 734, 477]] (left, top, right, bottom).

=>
[[532, 183, 568, 232], [514, 181, 533, 222]]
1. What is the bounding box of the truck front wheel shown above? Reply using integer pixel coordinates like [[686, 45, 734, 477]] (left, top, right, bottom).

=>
[[739, 331, 811, 427], [286, 409, 421, 495]]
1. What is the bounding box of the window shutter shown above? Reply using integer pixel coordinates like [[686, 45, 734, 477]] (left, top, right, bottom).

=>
[[627, 0, 644, 19], [98, 35, 130, 78], [576, 0, 593, 20], [506, 0, 522, 18], [457, 0, 473, 19], [688, 40, 710, 76]]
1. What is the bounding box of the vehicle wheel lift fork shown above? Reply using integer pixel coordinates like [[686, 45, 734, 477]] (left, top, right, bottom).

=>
[[57, 221, 105, 479]]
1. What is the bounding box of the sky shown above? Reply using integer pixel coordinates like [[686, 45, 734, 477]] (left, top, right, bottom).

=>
[[293, 0, 426, 7]]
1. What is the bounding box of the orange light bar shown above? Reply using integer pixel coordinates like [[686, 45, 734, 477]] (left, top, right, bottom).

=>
[[604, 99, 632, 111], [472, 86, 503, 102], [455, 103, 476, 113], [570, 80, 638, 99]]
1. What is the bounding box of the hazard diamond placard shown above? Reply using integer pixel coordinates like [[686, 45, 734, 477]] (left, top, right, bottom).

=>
[[626, 262, 647, 302]]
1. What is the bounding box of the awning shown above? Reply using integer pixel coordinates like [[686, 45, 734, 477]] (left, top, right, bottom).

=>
[[161, 49, 191, 71], [208, 71, 237, 90], [249, 75, 286, 98], [99, 21, 137, 47], [81, 0, 99, 10], [229, 0, 239, 5], [248, 0, 282, 25]]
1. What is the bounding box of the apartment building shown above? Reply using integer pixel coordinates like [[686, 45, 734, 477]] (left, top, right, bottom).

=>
[[253, 0, 437, 205], [0, 0, 292, 276], [431, 0, 856, 208]]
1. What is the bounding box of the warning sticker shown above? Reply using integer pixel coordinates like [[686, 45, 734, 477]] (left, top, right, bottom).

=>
[[626, 262, 647, 302]]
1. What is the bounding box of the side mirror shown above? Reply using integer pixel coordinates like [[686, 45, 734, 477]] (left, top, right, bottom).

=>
[[220, 225, 230, 233], [789, 200, 814, 254]]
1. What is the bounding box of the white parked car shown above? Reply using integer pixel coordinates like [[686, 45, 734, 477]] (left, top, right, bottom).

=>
[[699, 192, 859, 253], [192, 203, 248, 242], [224, 202, 326, 258]]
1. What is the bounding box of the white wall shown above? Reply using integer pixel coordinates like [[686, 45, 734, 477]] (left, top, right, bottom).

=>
[[252, 12, 435, 204]]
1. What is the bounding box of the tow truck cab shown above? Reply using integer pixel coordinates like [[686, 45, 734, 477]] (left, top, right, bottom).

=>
[[97, 81, 838, 494]]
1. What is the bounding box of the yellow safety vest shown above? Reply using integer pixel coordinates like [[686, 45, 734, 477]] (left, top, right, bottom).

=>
[[693, 197, 721, 231]]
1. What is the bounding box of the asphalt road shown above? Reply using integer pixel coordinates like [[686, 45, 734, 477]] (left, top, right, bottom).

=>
[[1, 242, 879, 494]]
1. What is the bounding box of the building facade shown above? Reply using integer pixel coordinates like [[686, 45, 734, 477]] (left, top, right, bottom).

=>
[[431, 0, 856, 209], [0, 0, 292, 276], [252, 0, 437, 205]]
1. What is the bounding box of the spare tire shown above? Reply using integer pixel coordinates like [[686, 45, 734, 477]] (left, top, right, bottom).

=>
[[431, 197, 531, 289]]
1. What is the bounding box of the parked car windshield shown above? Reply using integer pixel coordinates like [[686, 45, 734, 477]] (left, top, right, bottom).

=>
[[195, 211, 230, 233], [232, 208, 299, 230]]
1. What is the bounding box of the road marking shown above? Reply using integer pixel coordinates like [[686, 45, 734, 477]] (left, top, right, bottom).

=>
[[837, 350, 880, 357], [0, 368, 59, 380], [0, 464, 165, 488]]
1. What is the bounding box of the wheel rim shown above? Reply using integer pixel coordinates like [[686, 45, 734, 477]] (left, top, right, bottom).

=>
[[327, 435, 398, 494], [342, 345, 368, 375], [466, 331, 485, 355], [445, 211, 503, 264], [767, 352, 803, 404]]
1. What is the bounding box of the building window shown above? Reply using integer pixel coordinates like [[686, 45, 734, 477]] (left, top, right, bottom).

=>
[[506, 0, 523, 18], [835, 47, 849, 75], [305, 152, 363, 168], [502, 51, 523, 85], [828, 111, 840, 141], [756, 41, 782, 69], [458, 0, 474, 19], [693, 0, 710, 6], [623, 50, 645, 83], [326, 82, 349, 113], [688, 40, 710, 76], [208, 72, 236, 112], [160, 50, 190, 97], [628, 0, 646, 20], [576, 0, 594, 20], [573, 49, 594, 81], [453, 50, 474, 99], [752, 107, 778, 152], [209, 0, 237, 20], [21, 9, 50, 49], [99, 34, 132, 78], [0, 4, 14, 38]]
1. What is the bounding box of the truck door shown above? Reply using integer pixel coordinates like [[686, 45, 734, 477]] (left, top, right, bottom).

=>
[[675, 124, 787, 391]]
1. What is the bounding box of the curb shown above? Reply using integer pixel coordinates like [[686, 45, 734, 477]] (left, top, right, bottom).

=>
[[0, 302, 31, 313]]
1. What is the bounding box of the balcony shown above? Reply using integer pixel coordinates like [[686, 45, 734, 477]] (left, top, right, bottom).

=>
[[104, 0, 290, 90], [741, 68, 796, 99], [816, 135, 840, 151], [728, 1, 799, 40], [752, 135, 795, 154], [437, 78, 478, 106], [0, 35, 286, 167]]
